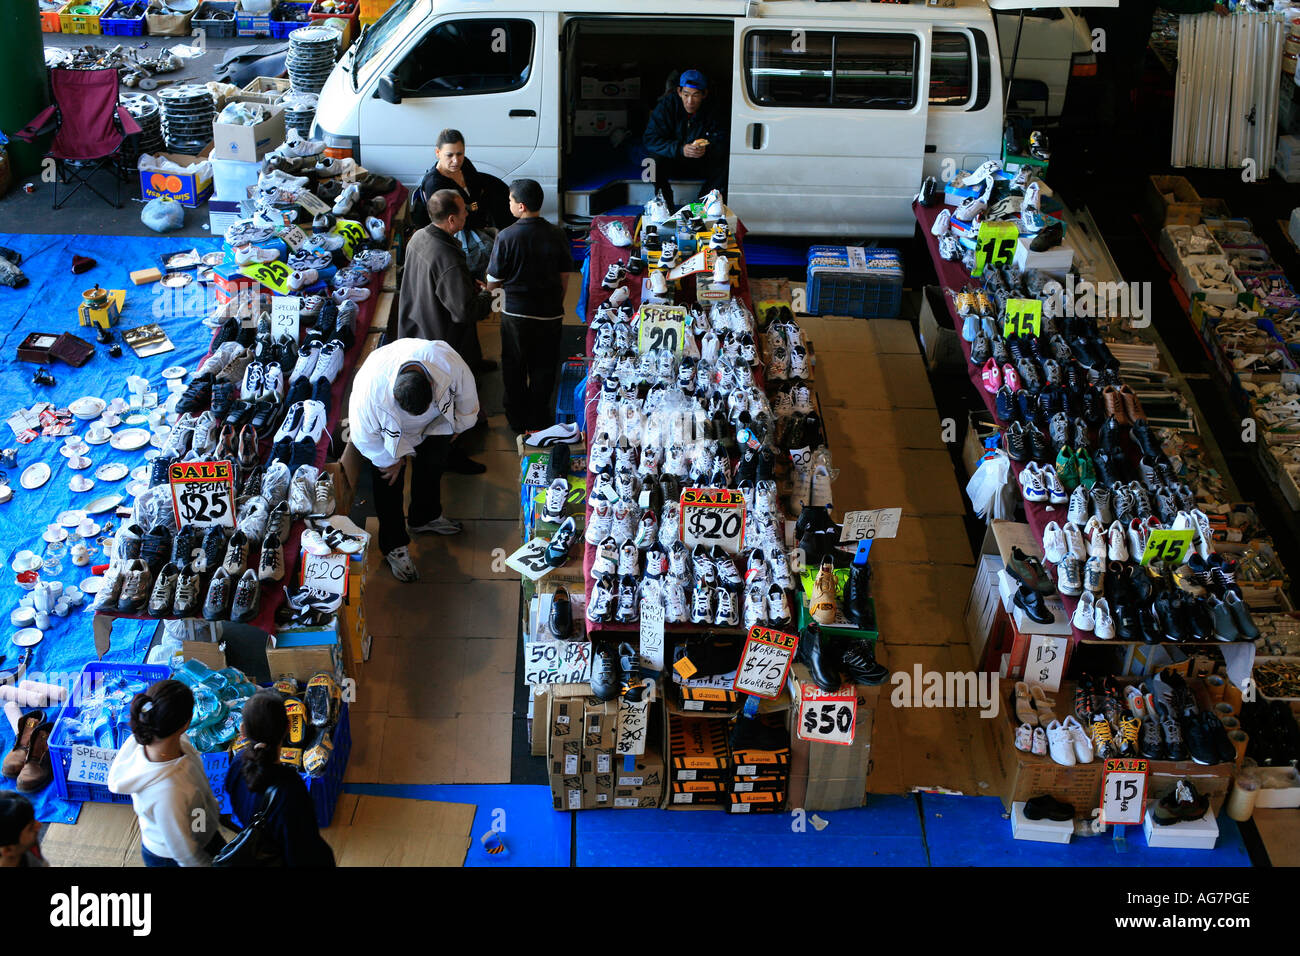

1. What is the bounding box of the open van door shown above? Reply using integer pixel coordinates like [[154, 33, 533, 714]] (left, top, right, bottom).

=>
[[358, 11, 554, 186], [728, 13, 931, 237]]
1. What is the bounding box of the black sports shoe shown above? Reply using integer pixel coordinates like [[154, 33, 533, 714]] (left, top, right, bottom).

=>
[[139, 524, 173, 575], [1023, 794, 1074, 822], [171, 525, 200, 567], [1184, 713, 1215, 765], [176, 374, 214, 414], [590, 643, 619, 702], [200, 525, 229, 574], [149, 455, 176, 488], [211, 381, 237, 419], [840, 638, 888, 685]]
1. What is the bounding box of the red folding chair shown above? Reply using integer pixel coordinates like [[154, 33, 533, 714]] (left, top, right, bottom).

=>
[[15, 68, 142, 210]]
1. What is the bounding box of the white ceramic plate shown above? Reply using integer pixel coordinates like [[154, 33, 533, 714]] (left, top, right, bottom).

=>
[[125, 479, 148, 498], [130, 466, 149, 481], [67, 456, 93, 471], [20, 463, 50, 490], [60, 444, 90, 458], [69, 477, 95, 492], [81, 576, 105, 595], [58, 509, 87, 527], [122, 411, 149, 427], [42, 527, 67, 543], [70, 396, 107, 420], [95, 463, 128, 481], [84, 493, 123, 514], [11, 628, 43, 648], [162, 366, 187, 379], [110, 428, 150, 451], [9, 551, 40, 572]]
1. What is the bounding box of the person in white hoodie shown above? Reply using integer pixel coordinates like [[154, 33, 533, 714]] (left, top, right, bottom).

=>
[[108, 679, 225, 867], [348, 337, 480, 583]]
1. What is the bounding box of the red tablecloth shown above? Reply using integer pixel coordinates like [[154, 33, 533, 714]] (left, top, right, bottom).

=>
[[579, 215, 761, 637], [97, 184, 408, 636]]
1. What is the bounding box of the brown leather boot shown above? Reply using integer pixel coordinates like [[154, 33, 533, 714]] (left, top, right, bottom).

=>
[[1102, 386, 1128, 426], [16, 722, 53, 793], [1118, 384, 1145, 423], [3, 712, 43, 779]]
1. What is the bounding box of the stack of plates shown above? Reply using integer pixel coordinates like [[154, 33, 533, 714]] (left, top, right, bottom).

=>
[[159, 85, 215, 154], [280, 91, 319, 138], [287, 26, 341, 95], [121, 93, 166, 163]]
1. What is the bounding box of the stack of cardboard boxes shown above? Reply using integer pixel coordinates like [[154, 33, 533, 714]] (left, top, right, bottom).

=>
[[728, 712, 790, 814], [612, 746, 666, 809], [668, 714, 730, 807], [546, 684, 619, 810], [787, 667, 879, 811]]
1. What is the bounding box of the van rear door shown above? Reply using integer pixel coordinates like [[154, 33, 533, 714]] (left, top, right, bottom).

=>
[[359, 12, 549, 184], [728, 16, 931, 237]]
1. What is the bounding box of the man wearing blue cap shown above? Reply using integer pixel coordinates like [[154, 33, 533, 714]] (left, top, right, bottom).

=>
[[643, 69, 728, 211]]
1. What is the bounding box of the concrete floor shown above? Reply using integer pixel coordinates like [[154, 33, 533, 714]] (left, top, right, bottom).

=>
[[0, 32, 278, 238]]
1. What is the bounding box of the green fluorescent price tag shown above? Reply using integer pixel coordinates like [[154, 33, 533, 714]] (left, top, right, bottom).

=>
[[238, 260, 293, 294], [332, 219, 368, 258], [972, 221, 1018, 278], [636, 303, 687, 353], [1140, 529, 1195, 567], [1003, 297, 1043, 337]]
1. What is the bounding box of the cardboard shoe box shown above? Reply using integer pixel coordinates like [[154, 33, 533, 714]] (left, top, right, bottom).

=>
[[675, 682, 741, 715], [212, 101, 286, 162], [669, 715, 731, 787], [729, 790, 786, 813], [613, 746, 666, 808]]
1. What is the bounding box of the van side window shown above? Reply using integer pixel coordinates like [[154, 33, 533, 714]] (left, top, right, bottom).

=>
[[745, 31, 918, 110], [929, 31, 972, 106], [972, 28, 992, 111], [396, 19, 535, 97]]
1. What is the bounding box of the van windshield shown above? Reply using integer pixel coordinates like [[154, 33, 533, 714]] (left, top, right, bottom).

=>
[[353, 0, 418, 86]]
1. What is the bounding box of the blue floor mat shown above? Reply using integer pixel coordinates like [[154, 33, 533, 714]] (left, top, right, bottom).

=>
[[0, 232, 220, 824], [575, 793, 927, 867], [343, 784, 569, 867], [920, 794, 1252, 867]]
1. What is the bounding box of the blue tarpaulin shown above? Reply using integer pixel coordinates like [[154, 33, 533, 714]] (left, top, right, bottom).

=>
[[0, 232, 221, 823]]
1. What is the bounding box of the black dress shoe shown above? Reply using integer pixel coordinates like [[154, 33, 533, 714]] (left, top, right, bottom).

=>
[[447, 445, 487, 475], [1013, 585, 1055, 624], [550, 586, 572, 640], [799, 623, 843, 692], [1023, 794, 1074, 821]]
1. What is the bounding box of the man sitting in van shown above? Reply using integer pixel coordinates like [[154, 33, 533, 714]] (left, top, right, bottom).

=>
[[643, 69, 728, 212]]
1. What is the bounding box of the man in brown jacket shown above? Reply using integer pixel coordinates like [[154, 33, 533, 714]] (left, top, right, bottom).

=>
[[396, 188, 492, 473], [397, 189, 493, 355]]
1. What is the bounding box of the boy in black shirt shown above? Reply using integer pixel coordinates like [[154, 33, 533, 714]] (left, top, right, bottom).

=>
[[486, 179, 575, 433]]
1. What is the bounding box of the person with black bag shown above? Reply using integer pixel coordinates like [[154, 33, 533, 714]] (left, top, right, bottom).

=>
[[218, 691, 334, 867]]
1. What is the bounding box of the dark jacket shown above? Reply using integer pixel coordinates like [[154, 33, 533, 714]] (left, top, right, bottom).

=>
[[397, 224, 493, 356], [412, 157, 512, 232], [643, 91, 728, 162], [225, 758, 335, 868]]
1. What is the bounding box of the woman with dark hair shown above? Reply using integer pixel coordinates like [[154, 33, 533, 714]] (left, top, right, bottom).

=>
[[224, 691, 335, 867], [108, 679, 225, 867]]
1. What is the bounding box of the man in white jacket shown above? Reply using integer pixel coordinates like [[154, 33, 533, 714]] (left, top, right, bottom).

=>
[[349, 338, 481, 582]]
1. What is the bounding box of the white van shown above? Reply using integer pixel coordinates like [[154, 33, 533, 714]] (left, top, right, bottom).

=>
[[313, 0, 1095, 237]]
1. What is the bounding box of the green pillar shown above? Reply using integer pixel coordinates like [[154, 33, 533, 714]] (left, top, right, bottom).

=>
[[0, 2, 50, 176]]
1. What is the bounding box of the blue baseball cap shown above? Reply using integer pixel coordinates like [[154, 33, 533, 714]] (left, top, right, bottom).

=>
[[679, 70, 708, 91]]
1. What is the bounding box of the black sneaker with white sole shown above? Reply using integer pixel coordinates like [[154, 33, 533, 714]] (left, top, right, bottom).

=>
[[229, 569, 261, 623], [203, 567, 232, 621]]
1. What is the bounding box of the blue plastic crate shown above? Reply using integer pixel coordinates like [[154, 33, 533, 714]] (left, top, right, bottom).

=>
[[806, 245, 904, 319], [99, 0, 147, 35], [555, 359, 586, 424], [192, 0, 238, 38], [50, 662, 171, 805], [270, 1, 313, 37]]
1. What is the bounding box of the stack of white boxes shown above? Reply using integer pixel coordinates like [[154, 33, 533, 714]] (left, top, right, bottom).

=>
[[209, 158, 262, 235]]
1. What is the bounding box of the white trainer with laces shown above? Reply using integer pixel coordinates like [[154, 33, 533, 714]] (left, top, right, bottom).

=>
[[296, 400, 328, 445], [1062, 715, 1095, 763], [386, 545, 418, 582], [1045, 719, 1077, 766], [601, 220, 632, 247]]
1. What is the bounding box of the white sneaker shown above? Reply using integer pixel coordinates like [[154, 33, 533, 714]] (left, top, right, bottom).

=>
[[1094, 597, 1115, 640], [310, 340, 344, 384], [930, 209, 952, 237], [1062, 715, 1095, 763], [1041, 466, 1068, 505], [1031, 726, 1048, 757], [301, 528, 332, 557], [1086, 523, 1107, 561], [365, 216, 385, 243], [288, 268, 319, 291], [1042, 521, 1067, 565], [586, 498, 611, 545], [1067, 485, 1090, 527], [386, 545, 418, 582], [296, 400, 328, 444], [1045, 719, 1077, 766], [602, 220, 632, 247], [1190, 509, 1214, 559], [1062, 521, 1085, 559], [1107, 521, 1129, 562], [1019, 463, 1048, 503], [1072, 591, 1096, 631]]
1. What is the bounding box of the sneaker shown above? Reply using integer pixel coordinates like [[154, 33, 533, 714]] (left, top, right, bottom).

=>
[[238, 495, 270, 542], [146, 563, 179, 617], [615, 575, 638, 623], [546, 517, 576, 568], [385, 545, 418, 583], [199, 526, 228, 574], [1090, 713, 1115, 760], [1161, 712, 1187, 761], [586, 575, 615, 624], [1141, 715, 1165, 759], [1072, 591, 1096, 631], [1062, 715, 1095, 763], [714, 588, 739, 627], [542, 477, 569, 523], [1094, 598, 1115, 640], [1044, 719, 1076, 766], [258, 533, 284, 583], [1116, 715, 1141, 757], [202, 566, 232, 620], [172, 564, 202, 617], [222, 530, 250, 577], [690, 583, 714, 624], [1057, 555, 1083, 597], [1042, 521, 1067, 565], [230, 569, 261, 623], [289, 465, 318, 516]]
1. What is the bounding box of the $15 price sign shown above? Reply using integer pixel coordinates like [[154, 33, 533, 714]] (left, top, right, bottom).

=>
[[169, 461, 236, 529], [973, 220, 1018, 277], [733, 626, 799, 699], [1100, 757, 1149, 827], [797, 685, 857, 746], [1024, 634, 1068, 693], [637, 303, 687, 354], [1140, 529, 1194, 567], [680, 487, 746, 554]]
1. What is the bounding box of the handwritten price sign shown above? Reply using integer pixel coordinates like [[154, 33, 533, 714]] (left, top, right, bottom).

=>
[[973, 220, 1018, 277], [523, 640, 593, 686], [797, 685, 857, 746], [300, 550, 349, 600], [505, 538, 555, 581], [1003, 297, 1043, 338], [616, 679, 655, 756], [1140, 529, 1194, 567], [839, 508, 902, 543], [680, 487, 746, 554], [169, 460, 235, 528], [733, 626, 799, 699], [332, 220, 369, 259], [637, 303, 687, 354], [1100, 757, 1149, 826], [238, 259, 294, 295]]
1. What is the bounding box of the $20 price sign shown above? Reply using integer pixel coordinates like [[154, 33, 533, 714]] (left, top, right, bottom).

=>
[[733, 626, 799, 699], [300, 550, 349, 600], [169, 461, 236, 528], [797, 685, 857, 745], [680, 487, 746, 554]]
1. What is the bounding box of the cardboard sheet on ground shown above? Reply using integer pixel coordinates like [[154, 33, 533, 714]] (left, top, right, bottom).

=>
[[323, 794, 476, 866]]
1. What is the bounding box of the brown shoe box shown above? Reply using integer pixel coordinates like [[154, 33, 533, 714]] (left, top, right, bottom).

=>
[[729, 774, 787, 793], [728, 790, 787, 813]]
